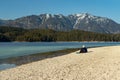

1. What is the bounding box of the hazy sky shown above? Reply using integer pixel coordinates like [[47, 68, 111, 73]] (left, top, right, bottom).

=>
[[0, 0, 120, 23]]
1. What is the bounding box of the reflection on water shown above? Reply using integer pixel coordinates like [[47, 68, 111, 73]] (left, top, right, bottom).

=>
[[0, 63, 16, 70]]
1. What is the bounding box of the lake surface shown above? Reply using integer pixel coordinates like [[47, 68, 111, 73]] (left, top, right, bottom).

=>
[[0, 42, 120, 59]]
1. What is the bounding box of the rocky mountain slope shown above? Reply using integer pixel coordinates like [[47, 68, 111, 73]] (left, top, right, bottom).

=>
[[0, 13, 120, 33]]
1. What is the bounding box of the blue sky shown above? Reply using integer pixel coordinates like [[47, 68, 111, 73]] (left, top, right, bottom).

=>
[[0, 0, 120, 23]]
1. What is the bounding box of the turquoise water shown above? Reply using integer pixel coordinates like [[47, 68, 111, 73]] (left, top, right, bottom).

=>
[[0, 42, 120, 70], [0, 42, 120, 59]]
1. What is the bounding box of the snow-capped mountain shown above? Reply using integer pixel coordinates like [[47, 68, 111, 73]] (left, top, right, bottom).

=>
[[69, 13, 120, 33], [0, 13, 120, 33]]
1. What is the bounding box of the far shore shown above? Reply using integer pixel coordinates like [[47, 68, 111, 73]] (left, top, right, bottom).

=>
[[1, 41, 119, 43]]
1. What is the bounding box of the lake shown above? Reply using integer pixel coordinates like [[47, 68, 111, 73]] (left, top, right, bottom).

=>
[[0, 42, 120, 59], [0, 42, 120, 70]]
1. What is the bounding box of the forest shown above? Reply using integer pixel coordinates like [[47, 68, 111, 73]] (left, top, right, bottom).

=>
[[0, 26, 120, 42]]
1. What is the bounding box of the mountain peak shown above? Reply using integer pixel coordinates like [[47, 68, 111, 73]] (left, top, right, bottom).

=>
[[46, 14, 51, 19], [73, 13, 95, 20], [0, 13, 120, 33], [75, 13, 91, 16]]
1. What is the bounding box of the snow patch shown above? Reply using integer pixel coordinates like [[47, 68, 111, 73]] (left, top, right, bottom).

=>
[[46, 14, 50, 19], [75, 13, 86, 19], [58, 14, 63, 18]]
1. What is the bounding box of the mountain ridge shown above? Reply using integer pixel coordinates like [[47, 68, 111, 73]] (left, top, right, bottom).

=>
[[0, 13, 120, 34]]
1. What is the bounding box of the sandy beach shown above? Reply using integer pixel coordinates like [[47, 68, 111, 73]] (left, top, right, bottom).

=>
[[0, 46, 120, 80]]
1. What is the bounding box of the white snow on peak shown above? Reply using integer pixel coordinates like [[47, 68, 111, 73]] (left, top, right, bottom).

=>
[[46, 14, 50, 19], [74, 13, 109, 23], [73, 13, 108, 28], [74, 13, 94, 20], [51, 14, 55, 18], [58, 14, 63, 18], [75, 13, 86, 19], [76, 14, 82, 17]]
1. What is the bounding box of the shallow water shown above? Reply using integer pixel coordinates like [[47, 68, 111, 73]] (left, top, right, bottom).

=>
[[0, 42, 120, 59], [0, 42, 120, 70], [0, 63, 16, 70]]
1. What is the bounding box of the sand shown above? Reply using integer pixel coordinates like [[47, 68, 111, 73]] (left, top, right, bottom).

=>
[[0, 46, 120, 80]]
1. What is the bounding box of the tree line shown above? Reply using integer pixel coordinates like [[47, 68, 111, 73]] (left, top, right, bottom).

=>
[[0, 26, 120, 42]]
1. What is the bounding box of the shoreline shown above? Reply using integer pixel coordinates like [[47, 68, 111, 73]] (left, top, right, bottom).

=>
[[1, 46, 120, 80], [0, 48, 80, 70], [0, 45, 115, 70]]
